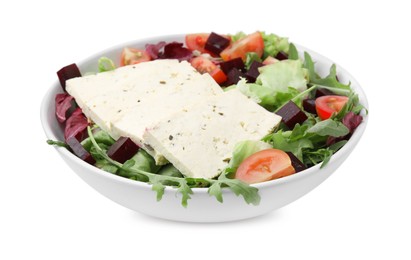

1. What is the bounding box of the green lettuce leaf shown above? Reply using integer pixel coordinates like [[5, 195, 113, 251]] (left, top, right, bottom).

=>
[[257, 59, 308, 92], [261, 32, 289, 59], [236, 59, 308, 111]]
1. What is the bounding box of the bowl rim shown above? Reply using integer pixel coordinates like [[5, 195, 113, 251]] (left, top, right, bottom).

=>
[[40, 33, 369, 194]]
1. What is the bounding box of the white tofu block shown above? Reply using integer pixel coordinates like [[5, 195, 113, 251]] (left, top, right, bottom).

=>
[[65, 59, 223, 164], [143, 89, 282, 178]]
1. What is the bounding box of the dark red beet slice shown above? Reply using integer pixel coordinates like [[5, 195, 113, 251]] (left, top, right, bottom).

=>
[[223, 68, 246, 86], [57, 63, 81, 91], [276, 101, 308, 129], [204, 32, 230, 55], [315, 88, 336, 98], [245, 61, 263, 83], [286, 152, 307, 173], [219, 57, 245, 74], [275, 51, 288, 60], [107, 137, 139, 163], [67, 137, 96, 165], [302, 98, 317, 115]]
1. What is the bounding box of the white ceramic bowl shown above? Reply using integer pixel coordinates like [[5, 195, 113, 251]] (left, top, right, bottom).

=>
[[41, 35, 368, 223]]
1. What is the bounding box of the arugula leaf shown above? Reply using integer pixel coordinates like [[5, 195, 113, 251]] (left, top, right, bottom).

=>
[[307, 119, 350, 137], [178, 182, 193, 208], [208, 182, 223, 203], [270, 129, 313, 161], [304, 51, 350, 89], [218, 173, 260, 205], [81, 130, 115, 152], [288, 43, 299, 60], [151, 181, 166, 201], [85, 126, 260, 207], [47, 139, 69, 148]]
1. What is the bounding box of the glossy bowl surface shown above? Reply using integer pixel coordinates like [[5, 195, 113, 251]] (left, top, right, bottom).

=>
[[41, 35, 368, 222]]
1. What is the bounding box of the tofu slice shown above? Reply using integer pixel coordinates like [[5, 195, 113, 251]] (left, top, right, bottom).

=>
[[143, 89, 282, 179], [66, 59, 223, 164]]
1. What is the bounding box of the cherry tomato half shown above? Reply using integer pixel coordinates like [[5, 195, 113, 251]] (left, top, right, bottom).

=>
[[315, 95, 349, 120], [220, 31, 264, 61], [235, 149, 296, 184], [190, 56, 227, 84], [120, 47, 151, 66], [185, 33, 210, 54]]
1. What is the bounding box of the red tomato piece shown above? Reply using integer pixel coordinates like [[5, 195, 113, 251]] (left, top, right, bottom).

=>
[[235, 149, 296, 184], [186, 33, 231, 56], [185, 33, 210, 53], [220, 32, 264, 61], [315, 95, 349, 120], [120, 47, 151, 66], [190, 56, 227, 84]]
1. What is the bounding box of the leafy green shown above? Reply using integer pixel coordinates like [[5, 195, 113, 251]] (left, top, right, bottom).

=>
[[261, 32, 289, 59], [230, 32, 247, 42], [304, 52, 350, 89], [257, 59, 308, 92], [333, 91, 367, 120], [236, 59, 309, 111], [207, 172, 260, 205], [288, 43, 299, 60], [85, 126, 261, 207], [98, 57, 116, 72], [128, 149, 161, 174], [47, 139, 69, 148], [81, 130, 115, 152], [245, 52, 262, 69], [157, 164, 183, 178], [270, 127, 314, 161], [307, 119, 350, 137]]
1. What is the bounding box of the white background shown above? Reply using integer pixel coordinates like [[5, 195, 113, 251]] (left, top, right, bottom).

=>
[[1, 0, 410, 259]]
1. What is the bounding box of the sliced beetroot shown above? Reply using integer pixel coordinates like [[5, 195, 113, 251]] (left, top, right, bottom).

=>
[[145, 41, 166, 59], [204, 32, 230, 55], [107, 137, 140, 163], [55, 93, 74, 123], [327, 112, 363, 145], [286, 152, 307, 173], [315, 88, 336, 98], [276, 101, 308, 129], [159, 42, 193, 61], [64, 108, 88, 142], [245, 61, 263, 83], [275, 51, 288, 61], [342, 112, 363, 134], [66, 136, 96, 165], [219, 57, 245, 74], [57, 63, 81, 91], [223, 68, 246, 86], [302, 98, 317, 115]]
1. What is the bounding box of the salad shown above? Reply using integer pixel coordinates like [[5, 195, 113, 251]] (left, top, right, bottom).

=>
[[48, 31, 366, 207]]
